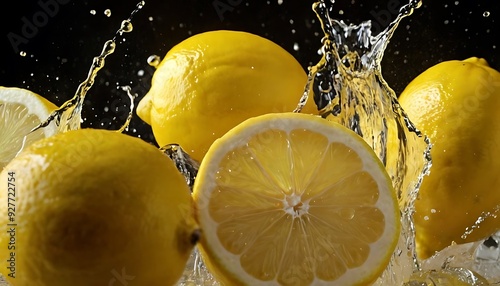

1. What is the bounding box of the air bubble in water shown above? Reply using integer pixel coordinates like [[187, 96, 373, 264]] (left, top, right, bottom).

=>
[[104, 9, 112, 17], [483, 11, 491, 17], [19, 51, 26, 57], [90, 10, 96, 15]]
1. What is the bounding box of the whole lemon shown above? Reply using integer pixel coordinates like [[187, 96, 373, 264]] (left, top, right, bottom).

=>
[[399, 57, 500, 259], [137, 30, 316, 162], [0, 128, 199, 286]]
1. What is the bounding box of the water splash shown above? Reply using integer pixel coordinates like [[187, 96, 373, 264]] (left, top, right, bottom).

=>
[[412, 230, 500, 284], [461, 206, 500, 240], [177, 0, 431, 285], [178, 248, 218, 286], [295, 0, 431, 284], [116, 86, 136, 133], [160, 144, 200, 190], [403, 267, 489, 285], [31, 1, 145, 134]]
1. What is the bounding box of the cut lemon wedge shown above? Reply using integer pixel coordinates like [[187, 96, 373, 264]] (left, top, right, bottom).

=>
[[193, 112, 400, 285], [0, 86, 57, 170]]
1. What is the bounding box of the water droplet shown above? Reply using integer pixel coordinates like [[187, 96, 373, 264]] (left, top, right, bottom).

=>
[[148, 16, 153, 21], [483, 11, 491, 17], [119, 20, 133, 35], [90, 10, 96, 15], [102, 40, 116, 56], [19, 51, 26, 57], [293, 42, 300, 51], [147, 55, 161, 68], [104, 9, 112, 17], [413, 0, 423, 9], [339, 208, 356, 220], [137, 69, 145, 76]]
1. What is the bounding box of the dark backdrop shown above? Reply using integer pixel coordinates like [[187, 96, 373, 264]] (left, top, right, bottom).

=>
[[1, 0, 499, 145]]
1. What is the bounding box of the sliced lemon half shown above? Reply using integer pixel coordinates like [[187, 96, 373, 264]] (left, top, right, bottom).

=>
[[193, 112, 400, 285], [0, 86, 57, 170]]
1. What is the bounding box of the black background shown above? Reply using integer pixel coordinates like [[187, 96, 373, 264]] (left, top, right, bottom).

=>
[[1, 0, 499, 145]]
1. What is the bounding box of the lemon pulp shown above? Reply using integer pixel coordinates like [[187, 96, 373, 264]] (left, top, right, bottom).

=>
[[194, 113, 400, 285], [0, 87, 57, 169]]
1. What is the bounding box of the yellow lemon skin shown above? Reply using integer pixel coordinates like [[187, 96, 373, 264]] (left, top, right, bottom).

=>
[[137, 30, 316, 162], [398, 57, 500, 259], [0, 129, 199, 286]]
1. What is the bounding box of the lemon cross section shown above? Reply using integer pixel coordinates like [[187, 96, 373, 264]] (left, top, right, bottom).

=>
[[0, 86, 57, 169], [193, 113, 400, 285]]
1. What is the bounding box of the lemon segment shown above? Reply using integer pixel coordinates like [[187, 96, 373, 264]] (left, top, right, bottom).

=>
[[194, 113, 400, 285], [399, 57, 500, 259], [137, 30, 317, 162], [0, 86, 57, 170]]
